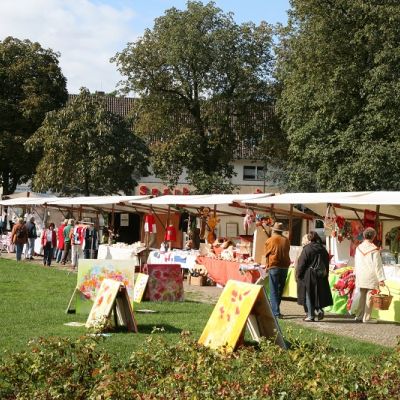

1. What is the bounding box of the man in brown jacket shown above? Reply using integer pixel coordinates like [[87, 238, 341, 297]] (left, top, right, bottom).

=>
[[265, 222, 291, 318], [11, 217, 28, 261]]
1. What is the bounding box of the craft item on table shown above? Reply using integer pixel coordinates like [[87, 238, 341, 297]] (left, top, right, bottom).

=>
[[185, 227, 200, 250], [239, 235, 253, 257], [221, 246, 236, 261], [324, 204, 336, 236], [190, 264, 208, 277], [206, 215, 220, 244], [243, 208, 256, 233], [350, 220, 364, 257], [385, 227, 400, 254], [239, 264, 267, 280], [363, 209, 376, 230], [165, 224, 177, 241], [85, 278, 137, 332], [198, 280, 286, 351], [144, 214, 157, 233], [144, 213, 157, 248], [199, 207, 211, 240], [332, 216, 352, 243], [333, 269, 355, 311]]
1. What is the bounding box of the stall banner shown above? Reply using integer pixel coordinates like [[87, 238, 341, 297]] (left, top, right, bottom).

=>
[[76, 259, 135, 314], [133, 273, 149, 303]]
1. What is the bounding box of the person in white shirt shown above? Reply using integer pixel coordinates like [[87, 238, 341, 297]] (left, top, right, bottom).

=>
[[354, 227, 386, 323]]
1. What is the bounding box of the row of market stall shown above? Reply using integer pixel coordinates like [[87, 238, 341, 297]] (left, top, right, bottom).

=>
[[1, 191, 400, 324]]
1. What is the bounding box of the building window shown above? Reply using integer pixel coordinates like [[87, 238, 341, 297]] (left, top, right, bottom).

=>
[[243, 166, 264, 181]]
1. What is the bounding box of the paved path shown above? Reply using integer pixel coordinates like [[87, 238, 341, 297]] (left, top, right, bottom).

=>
[[184, 282, 400, 348]]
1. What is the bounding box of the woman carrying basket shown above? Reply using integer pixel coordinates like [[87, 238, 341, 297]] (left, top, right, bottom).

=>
[[354, 227, 385, 323]]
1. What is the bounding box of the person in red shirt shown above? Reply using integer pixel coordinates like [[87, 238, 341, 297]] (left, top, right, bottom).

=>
[[55, 219, 68, 263]]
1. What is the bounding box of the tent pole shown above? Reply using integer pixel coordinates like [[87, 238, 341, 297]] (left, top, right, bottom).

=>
[[289, 204, 293, 244]]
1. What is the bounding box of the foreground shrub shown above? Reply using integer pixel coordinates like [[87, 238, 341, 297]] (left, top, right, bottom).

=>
[[0, 336, 109, 400], [0, 333, 399, 399]]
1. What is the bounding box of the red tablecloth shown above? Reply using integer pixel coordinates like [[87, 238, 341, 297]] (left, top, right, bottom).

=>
[[197, 256, 260, 286]]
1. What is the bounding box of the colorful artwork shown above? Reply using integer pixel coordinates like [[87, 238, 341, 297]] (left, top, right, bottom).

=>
[[77, 259, 135, 314], [198, 280, 262, 351], [144, 264, 184, 301], [133, 273, 149, 303], [86, 279, 121, 327]]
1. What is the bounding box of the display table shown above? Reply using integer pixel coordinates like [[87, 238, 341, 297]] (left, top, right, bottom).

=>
[[197, 256, 261, 286], [147, 250, 198, 272], [97, 244, 140, 265]]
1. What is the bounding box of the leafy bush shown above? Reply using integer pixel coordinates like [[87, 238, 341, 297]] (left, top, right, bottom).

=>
[[0, 333, 399, 399]]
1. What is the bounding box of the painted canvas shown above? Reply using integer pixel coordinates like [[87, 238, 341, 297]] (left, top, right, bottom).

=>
[[76, 259, 135, 314], [133, 273, 149, 303], [198, 280, 261, 351], [86, 279, 121, 327], [144, 264, 184, 301]]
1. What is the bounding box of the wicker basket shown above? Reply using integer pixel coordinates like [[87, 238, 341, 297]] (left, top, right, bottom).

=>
[[370, 287, 393, 311]]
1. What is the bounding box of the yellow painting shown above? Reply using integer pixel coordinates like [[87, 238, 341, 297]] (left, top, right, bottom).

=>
[[133, 273, 149, 303], [86, 279, 121, 328], [198, 280, 262, 351]]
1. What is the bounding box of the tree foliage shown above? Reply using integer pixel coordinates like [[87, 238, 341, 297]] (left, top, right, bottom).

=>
[[276, 0, 400, 191], [26, 88, 149, 196], [113, 1, 277, 193], [0, 37, 67, 195]]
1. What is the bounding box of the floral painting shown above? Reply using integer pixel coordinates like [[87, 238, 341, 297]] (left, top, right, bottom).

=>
[[144, 264, 184, 301], [85, 279, 121, 328], [76, 259, 135, 314]]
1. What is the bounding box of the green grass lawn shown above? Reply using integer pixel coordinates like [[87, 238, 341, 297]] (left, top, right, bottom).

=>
[[0, 258, 391, 363]]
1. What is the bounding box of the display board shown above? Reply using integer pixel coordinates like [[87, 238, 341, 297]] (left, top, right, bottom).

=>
[[133, 273, 149, 303], [143, 264, 184, 301], [86, 279, 137, 332], [199, 280, 286, 351], [76, 259, 135, 314]]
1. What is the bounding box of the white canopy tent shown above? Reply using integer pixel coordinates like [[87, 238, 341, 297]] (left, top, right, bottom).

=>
[[0, 196, 60, 206], [244, 191, 400, 220]]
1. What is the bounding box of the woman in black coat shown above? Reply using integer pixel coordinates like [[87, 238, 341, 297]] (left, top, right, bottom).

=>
[[296, 231, 333, 321]]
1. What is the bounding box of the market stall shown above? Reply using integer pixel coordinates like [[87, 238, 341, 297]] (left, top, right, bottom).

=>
[[245, 192, 400, 323]]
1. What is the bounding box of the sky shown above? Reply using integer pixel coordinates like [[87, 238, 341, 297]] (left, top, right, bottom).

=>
[[0, 0, 291, 94]]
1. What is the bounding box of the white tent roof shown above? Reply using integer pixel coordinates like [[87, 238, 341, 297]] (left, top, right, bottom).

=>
[[245, 192, 400, 220], [129, 193, 273, 206], [0, 196, 59, 206], [48, 195, 149, 206], [244, 192, 370, 205]]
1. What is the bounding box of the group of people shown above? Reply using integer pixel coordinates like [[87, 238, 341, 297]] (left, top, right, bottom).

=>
[[10, 217, 80, 268], [264, 222, 385, 323]]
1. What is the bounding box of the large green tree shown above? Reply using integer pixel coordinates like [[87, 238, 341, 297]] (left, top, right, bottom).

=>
[[113, 1, 276, 193], [276, 0, 400, 191], [26, 88, 149, 196], [0, 37, 67, 195]]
